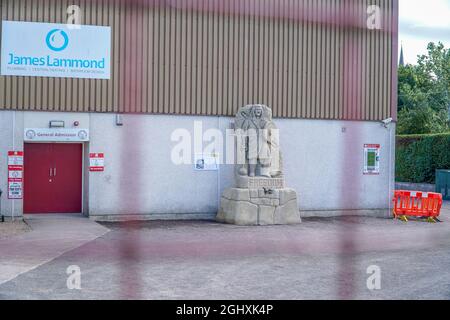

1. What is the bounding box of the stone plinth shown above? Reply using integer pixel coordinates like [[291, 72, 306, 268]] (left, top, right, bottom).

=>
[[217, 188, 302, 226]]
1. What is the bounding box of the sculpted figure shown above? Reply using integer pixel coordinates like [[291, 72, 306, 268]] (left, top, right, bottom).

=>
[[235, 105, 282, 178]]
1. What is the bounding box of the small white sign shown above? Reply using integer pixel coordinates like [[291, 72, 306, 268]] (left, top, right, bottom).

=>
[[194, 153, 219, 171], [8, 181, 23, 199], [24, 128, 89, 142], [89, 153, 105, 172], [7, 153, 24, 166], [8, 170, 23, 179], [1, 21, 111, 79]]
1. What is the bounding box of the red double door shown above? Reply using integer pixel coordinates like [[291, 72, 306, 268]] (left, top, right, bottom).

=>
[[24, 143, 83, 214]]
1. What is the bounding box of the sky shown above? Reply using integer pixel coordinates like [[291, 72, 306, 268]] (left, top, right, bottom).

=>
[[399, 0, 450, 64]]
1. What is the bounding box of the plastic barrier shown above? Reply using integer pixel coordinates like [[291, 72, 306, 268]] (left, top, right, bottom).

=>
[[392, 190, 443, 223]]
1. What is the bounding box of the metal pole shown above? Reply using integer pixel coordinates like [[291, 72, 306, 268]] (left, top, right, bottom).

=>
[[12, 111, 15, 222]]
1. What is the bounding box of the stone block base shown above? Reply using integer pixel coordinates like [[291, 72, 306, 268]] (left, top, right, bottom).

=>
[[216, 188, 302, 225]]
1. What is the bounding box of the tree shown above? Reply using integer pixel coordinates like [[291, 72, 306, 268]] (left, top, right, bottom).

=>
[[397, 42, 450, 135]]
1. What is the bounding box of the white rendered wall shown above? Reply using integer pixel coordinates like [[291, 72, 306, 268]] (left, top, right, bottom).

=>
[[0, 111, 395, 219], [277, 118, 395, 216]]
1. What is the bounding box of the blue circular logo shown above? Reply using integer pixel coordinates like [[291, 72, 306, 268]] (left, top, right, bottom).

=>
[[46, 29, 69, 52]]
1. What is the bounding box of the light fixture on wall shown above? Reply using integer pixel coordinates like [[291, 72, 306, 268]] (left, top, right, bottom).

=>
[[116, 114, 123, 126], [381, 118, 393, 129], [49, 120, 65, 128]]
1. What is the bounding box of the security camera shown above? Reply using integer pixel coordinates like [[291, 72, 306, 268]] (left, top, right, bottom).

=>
[[381, 118, 393, 128]]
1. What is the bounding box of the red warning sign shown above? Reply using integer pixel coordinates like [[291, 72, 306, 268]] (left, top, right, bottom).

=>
[[7, 151, 24, 199], [89, 153, 105, 172]]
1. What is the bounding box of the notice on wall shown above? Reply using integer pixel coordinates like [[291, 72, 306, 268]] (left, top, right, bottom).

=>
[[363, 144, 380, 175], [194, 153, 219, 171], [7, 151, 24, 199], [90, 153, 105, 172], [1, 21, 111, 79], [24, 128, 89, 142]]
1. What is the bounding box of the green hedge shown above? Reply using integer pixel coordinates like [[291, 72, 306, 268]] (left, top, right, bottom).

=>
[[396, 133, 450, 183]]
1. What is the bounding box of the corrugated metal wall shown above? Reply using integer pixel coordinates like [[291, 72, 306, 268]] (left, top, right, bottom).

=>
[[0, 0, 398, 120]]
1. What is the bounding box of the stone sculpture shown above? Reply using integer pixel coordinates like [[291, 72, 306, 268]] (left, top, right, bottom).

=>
[[217, 104, 301, 225], [235, 105, 282, 178]]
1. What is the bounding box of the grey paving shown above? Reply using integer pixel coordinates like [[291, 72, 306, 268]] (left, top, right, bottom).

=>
[[0, 219, 31, 239], [0, 204, 449, 300], [0, 214, 109, 285]]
